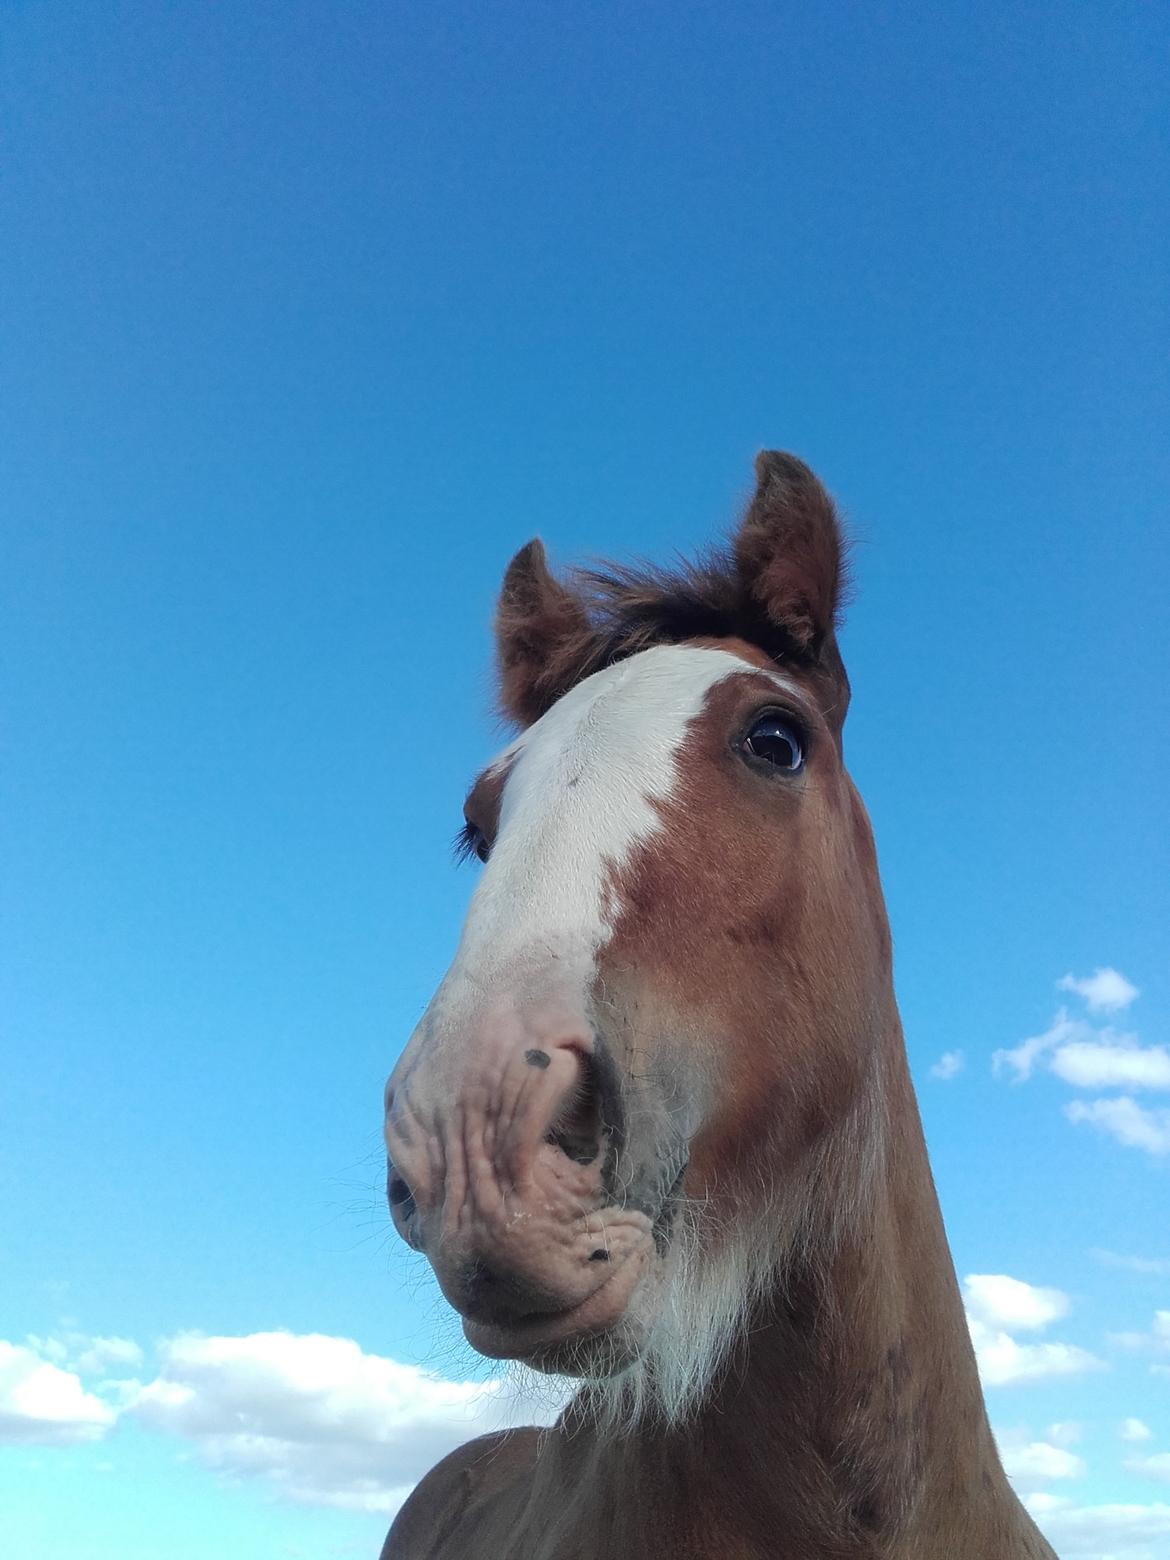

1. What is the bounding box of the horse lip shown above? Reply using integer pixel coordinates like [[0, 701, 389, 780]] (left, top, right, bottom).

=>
[[455, 1260, 571, 1326], [461, 1249, 646, 1362], [462, 1304, 584, 1360]]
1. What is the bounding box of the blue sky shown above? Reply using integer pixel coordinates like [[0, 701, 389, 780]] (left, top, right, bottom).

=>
[[2, 2, 1168, 1555]]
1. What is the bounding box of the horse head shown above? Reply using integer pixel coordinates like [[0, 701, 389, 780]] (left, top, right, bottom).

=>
[[383, 453, 892, 1425]]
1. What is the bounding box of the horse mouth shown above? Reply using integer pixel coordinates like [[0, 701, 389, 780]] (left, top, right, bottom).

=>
[[448, 1163, 689, 1371], [460, 1244, 651, 1370]]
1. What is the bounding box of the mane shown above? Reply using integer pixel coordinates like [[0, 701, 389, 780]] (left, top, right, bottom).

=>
[[496, 538, 853, 731], [574, 550, 808, 668], [586, 530, 854, 672]]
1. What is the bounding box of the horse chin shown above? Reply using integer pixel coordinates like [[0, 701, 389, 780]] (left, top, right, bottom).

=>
[[460, 1245, 655, 1373], [497, 1319, 644, 1380]]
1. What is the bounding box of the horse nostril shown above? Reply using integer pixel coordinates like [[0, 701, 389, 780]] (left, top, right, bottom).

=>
[[544, 1053, 605, 1167], [387, 1166, 417, 1226]]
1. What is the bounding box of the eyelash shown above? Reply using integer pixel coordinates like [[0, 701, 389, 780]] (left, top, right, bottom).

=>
[[453, 821, 490, 865]]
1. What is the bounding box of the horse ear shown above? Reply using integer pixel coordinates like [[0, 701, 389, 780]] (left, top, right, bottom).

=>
[[495, 539, 593, 727], [734, 451, 846, 658]]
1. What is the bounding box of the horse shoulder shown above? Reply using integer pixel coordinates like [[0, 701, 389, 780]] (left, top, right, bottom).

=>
[[380, 1427, 542, 1560]]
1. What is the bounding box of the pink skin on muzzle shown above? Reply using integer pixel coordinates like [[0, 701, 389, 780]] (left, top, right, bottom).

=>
[[383, 988, 655, 1362]]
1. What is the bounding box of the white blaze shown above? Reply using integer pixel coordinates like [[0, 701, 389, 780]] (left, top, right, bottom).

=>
[[446, 645, 750, 1002]]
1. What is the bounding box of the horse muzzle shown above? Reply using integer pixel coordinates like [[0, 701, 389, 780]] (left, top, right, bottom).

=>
[[383, 993, 683, 1368]]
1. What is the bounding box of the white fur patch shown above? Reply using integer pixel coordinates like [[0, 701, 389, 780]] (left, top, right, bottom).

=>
[[446, 645, 765, 1001]]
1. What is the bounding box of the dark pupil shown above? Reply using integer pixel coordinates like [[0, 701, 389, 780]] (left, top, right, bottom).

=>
[[746, 719, 801, 769]]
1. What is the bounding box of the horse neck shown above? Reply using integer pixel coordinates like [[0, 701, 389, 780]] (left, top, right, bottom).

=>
[[549, 1015, 1024, 1556]]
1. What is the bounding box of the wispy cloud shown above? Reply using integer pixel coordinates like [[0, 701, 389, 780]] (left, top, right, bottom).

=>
[[1120, 1418, 1154, 1443], [1090, 1249, 1170, 1277], [993, 972, 1170, 1156], [993, 1012, 1167, 1091], [1066, 1098, 1170, 1157], [24, 1332, 143, 1378], [993, 1010, 1093, 1084], [1127, 1453, 1170, 1484], [930, 1049, 965, 1080], [1107, 1310, 1170, 1363]]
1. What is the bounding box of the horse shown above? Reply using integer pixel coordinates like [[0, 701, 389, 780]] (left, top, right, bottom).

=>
[[380, 452, 1056, 1559]]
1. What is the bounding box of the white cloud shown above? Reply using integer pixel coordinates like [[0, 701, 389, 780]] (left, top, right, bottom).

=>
[[1066, 1098, 1170, 1157], [1024, 1491, 1072, 1515], [0, 1340, 118, 1445], [994, 1012, 1169, 1095], [968, 1324, 1103, 1388], [1059, 968, 1140, 1013], [964, 1275, 1070, 1332], [1047, 1421, 1082, 1447], [999, 1437, 1085, 1490], [1128, 1454, 1170, 1484], [133, 1330, 564, 1515], [994, 976, 1170, 1158], [930, 1049, 965, 1080], [993, 1010, 1088, 1083], [1121, 1419, 1155, 1443], [1052, 1042, 1170, 1091], [1, 1325, 571, 1515], [962, 1276, 1102, 1388], [1030, 1501, 1170, 1560]]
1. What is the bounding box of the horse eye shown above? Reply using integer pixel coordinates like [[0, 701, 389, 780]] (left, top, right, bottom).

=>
[[456, 821, 492, 865], [741, 714, 805, 773]]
